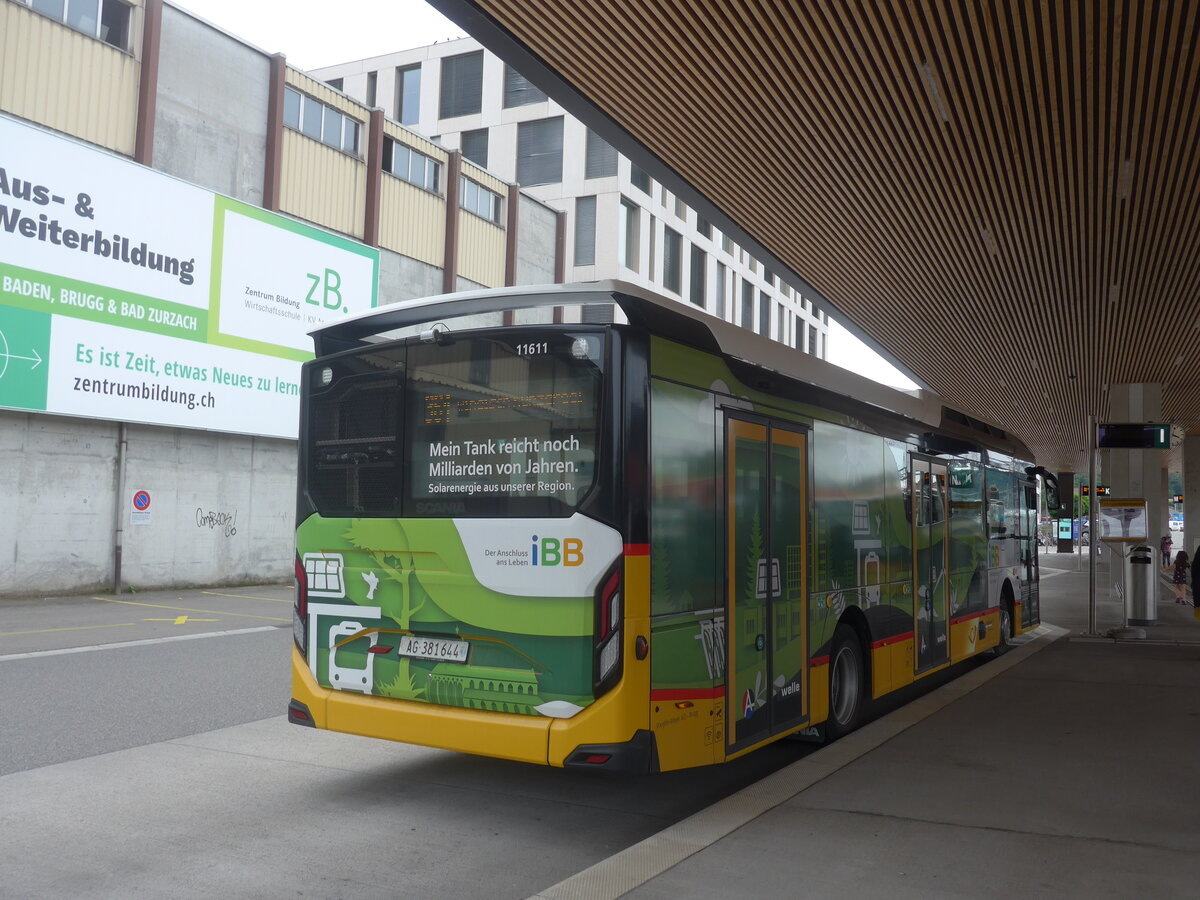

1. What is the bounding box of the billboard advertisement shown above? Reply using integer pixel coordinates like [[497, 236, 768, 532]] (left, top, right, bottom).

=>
[[0, 114, 379, 438]]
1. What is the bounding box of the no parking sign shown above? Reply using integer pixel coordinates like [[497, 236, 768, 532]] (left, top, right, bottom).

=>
[[131, 490, 152, 525]]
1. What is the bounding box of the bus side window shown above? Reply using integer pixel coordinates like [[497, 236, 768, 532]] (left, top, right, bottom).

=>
[[987, 498, 1005, 536], [931, 472, 945, 524]]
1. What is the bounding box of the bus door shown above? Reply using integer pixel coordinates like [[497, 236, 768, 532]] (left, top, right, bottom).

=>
[[1020, 480, 1039, 627], [912, 457, 949, 672], [726, 417, 808, 751]]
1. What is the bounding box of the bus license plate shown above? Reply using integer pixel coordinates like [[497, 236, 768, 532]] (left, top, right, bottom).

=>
[[396, 634, 469, 663]]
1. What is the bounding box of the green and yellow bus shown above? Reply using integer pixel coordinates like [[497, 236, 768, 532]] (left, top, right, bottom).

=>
[[288, 281, 1059, 772]]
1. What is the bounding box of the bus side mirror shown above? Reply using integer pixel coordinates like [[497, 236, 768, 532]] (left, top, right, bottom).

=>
[[1044, 475, 1061, 513], [1026, 466, 1062, 514]]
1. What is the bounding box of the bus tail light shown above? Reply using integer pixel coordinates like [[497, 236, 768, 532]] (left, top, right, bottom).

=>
[[293, 555, 308, 654], [595, 567, 623, 693], [598, 570, 621, 640]]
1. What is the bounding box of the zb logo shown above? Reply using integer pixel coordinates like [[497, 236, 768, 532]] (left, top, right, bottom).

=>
[[532, 535, 584, 567], [306, 268, 344, 311]]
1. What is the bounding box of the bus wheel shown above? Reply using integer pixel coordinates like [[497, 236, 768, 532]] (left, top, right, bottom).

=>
[[993, 605, 1013, 656], [827, 624, 864, 739]]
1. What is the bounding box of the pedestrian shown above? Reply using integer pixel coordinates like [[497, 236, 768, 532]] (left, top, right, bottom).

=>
[[1160, 533, 1173, 568], [1171, 550, 1190, 604]]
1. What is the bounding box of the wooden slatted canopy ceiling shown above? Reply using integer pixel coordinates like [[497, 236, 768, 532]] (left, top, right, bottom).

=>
[[432, 0, 1200, 471]]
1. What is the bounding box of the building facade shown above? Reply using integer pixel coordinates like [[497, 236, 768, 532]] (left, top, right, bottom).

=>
[[0, 0, 560, 595], [313, 38, 831, 355]]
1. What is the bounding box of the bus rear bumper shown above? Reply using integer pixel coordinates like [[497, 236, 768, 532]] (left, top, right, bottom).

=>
[[289, 647, 553, 766], [563, 730, 660, 773]]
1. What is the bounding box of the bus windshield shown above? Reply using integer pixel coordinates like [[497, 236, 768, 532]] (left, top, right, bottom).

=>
[[304, 328, 605, 519]]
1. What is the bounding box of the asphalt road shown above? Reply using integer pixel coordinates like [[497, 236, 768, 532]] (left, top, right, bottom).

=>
[[0, 584, 808, 898]]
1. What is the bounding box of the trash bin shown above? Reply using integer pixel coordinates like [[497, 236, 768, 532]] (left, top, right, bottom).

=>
[[1126, 545, 1156, 626]]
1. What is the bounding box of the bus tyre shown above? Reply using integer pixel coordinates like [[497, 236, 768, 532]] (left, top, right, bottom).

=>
[[993, 605, 1013, 656], [827, 625, 865, 740]]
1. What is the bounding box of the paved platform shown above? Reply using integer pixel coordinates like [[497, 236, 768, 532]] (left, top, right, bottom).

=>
[[534, 553, 1200, 899]]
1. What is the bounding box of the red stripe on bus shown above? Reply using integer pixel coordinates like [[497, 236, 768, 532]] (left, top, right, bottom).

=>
[[810, 655, 830, 667], [650, 687, 724, 701], [624, 544, 651, 556], [950, 610, 987, 625], [870, 632, 913, 649]]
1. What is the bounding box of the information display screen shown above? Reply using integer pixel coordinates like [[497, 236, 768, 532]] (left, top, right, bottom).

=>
[[1097, 498, 1149, 542], [1097, 423, 1171, 449]]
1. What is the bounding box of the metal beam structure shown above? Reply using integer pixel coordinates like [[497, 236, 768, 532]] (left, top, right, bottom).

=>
[[432, 0, 1200, 471]]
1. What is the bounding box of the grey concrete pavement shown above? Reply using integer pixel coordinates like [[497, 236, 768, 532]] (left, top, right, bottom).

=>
[[535, 558, 1200, 899]]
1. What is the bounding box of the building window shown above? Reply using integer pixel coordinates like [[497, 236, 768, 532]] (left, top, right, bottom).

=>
[[440, 51, 483, 118], [24, 0, 131, 51], [795, 322, 804, 351], [741, 280, 754, 329], [619, 198, 640, 273], [383, 138, 440, 192], [585, 129, 617, 179], [461, 176, 502, 223], [326, 77, 344, 91], [662, 228, 682, 294], [461, 128, 489, 168], [690, 245, 706, 307], [630, 163, 651, 194], [763, 267, 775, 288], [574, 196, 597, 266], [777, 305, 786, 341], [283, 86, 360, 156], [516, 117, 564, 186], [759, 292, 770, 335], [715, 262, 727, 318], [820, 331, 827, 359], [396, 65, 421, 126], [648, 215, 657, 280], [808, 324, 818, 355], [674, 196, 687, 219], [697, 215, 712, 240], [503, 65, 548, 107], [366, 71, 378, 108], [722, 234, 733, 255]]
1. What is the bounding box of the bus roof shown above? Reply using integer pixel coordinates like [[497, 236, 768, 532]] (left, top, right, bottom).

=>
[[310, 280, 1030, 459]]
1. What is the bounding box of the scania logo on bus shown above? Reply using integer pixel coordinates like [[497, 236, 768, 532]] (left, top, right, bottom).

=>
[[531, 534, 584, 567], [416, 501, 466, 515]]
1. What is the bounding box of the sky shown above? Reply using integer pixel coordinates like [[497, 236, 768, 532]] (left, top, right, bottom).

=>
[[174, 0, 466, 69], [175, 0, 919, 392], [826, 319, 920, 391]]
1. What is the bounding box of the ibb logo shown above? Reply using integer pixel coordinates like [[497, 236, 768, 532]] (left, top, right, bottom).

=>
[[531, 535, 584, 567]]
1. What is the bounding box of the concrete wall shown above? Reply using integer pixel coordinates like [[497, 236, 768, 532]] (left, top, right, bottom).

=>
[[0, 410, 294, 596], [119, 424, 294, 590], [517, 196, 559, 284], [154, 5, 269, 204], [378, 248, 443, 304], [0, 411, 119, 596]]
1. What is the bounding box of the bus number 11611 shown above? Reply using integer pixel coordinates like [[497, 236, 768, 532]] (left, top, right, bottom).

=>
[[515, 342, 549, 356]]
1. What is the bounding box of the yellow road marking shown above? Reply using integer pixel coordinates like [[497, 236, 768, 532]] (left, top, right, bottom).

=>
[[201, 590, 291, 603], [0, 622, 137, 637], [144, 616, 219, 624], [103, 598, 288, 622]]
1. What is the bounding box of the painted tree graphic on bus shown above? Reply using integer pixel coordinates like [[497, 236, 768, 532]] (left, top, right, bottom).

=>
[[343, 518, 428, 701]]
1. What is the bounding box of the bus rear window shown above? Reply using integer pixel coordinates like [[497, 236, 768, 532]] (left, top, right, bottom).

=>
[[303, 331, 605, 519], [405, 332, 603, 515]]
